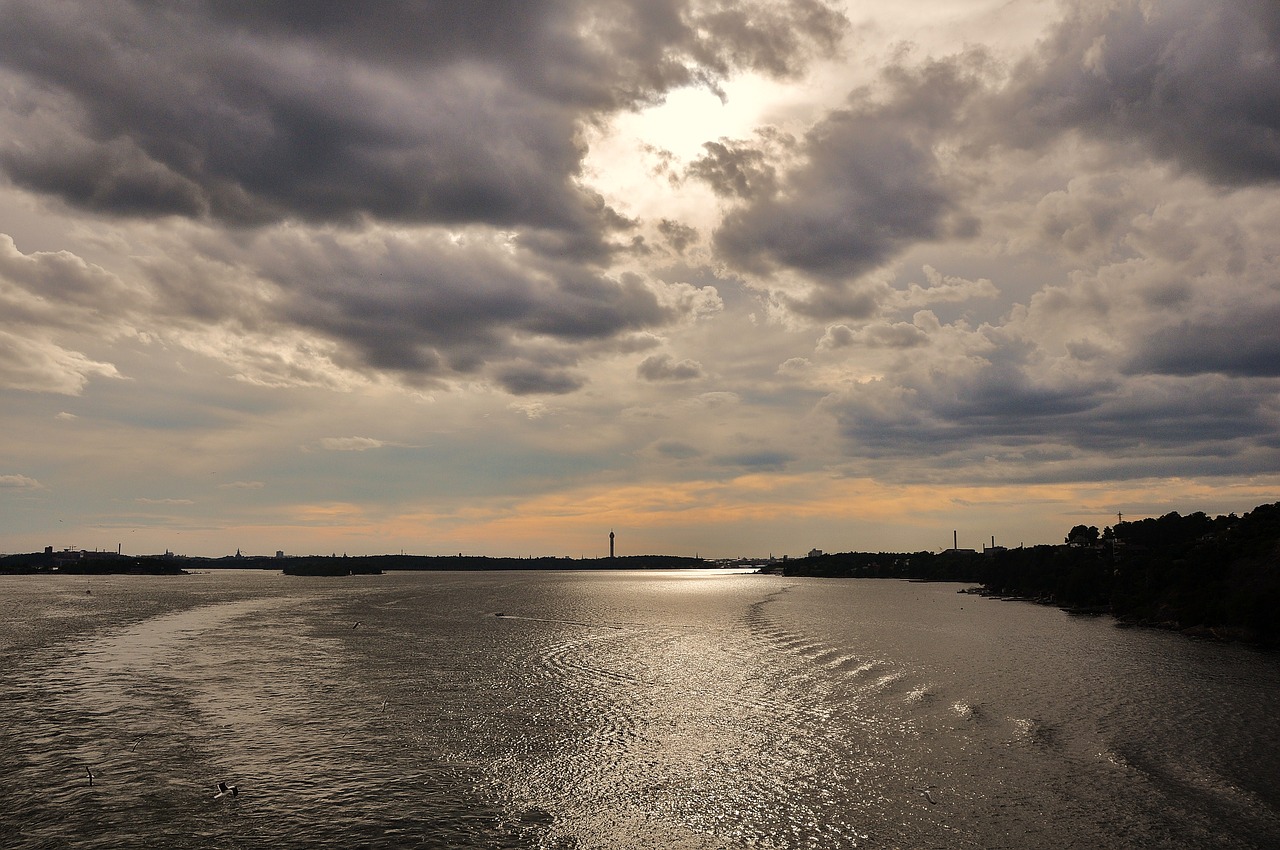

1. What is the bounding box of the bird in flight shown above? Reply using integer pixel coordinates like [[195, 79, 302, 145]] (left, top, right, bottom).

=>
[[214, 781, 238, 799]]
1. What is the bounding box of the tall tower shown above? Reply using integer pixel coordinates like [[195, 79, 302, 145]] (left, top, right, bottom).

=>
[[609, 530, 615, 559]]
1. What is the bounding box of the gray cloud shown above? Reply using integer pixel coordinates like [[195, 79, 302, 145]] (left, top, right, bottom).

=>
[[711, 449, 797, 470], [824, 335, 1280, 480], [995, 0, 1280, 186], [0, 0, 843, 399], [494, 364, 585, 396], [133, 226, 709, 392], [0, 0, 844, 243], [637, 353, 704, 381], [656, 219, 700, 254], [710, 52, 990, 284], [686, 139, 780, 200], [652, 440, 701, 459], [1128, 302, 1280, 378], [0, 234, 135, 393]]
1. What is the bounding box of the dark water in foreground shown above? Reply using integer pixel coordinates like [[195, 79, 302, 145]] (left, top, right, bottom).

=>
[[1, 569, 1277, 849]]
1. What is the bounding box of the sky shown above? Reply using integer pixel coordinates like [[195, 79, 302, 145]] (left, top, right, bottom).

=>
[[2, 0, 1279, 559]]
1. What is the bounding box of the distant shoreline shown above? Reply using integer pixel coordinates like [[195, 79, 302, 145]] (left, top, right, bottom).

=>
[[0, 552, 713, 576]]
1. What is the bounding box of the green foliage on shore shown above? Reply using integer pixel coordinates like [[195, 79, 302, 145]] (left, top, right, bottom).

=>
[[782, 501, 1280, 646]]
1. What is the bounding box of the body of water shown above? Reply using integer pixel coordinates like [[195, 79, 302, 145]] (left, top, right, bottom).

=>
[[1, 569, 1277, 848]]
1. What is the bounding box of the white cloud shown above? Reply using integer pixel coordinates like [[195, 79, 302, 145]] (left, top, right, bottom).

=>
[[0, 331, 122, 395], [316, 437, 389, 452], [218, 480, 265, 490], [0, 473, 41, 489]]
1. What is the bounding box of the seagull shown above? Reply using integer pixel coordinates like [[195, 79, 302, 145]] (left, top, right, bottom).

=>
[[86, 767, 95, 786], [912, 785, 938, 805], [352, 621, 361, 629], [214, 781, 238, 799], [130, 735, 146, 752]]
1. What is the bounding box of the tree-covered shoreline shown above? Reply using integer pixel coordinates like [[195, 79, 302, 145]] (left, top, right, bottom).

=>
[[781, 501, 1280, 647]]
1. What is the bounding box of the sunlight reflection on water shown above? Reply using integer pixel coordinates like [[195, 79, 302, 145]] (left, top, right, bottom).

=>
[[1, 570, 1278, 849]]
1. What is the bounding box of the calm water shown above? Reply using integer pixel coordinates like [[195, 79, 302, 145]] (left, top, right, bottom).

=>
[[1, 569, 1277, 849]]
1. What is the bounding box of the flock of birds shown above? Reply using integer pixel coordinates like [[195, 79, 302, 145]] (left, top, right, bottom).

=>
[[84, 742, 239, 800]]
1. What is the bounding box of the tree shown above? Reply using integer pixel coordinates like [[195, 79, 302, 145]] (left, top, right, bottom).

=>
[[1066, 525, 1100, 546]]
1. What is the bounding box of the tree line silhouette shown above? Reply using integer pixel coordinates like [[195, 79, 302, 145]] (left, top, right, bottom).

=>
[[782, 501, 1280, 646]]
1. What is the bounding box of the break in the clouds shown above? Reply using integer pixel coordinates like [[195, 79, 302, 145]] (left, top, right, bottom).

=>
[[2, 0, 1280, 559]]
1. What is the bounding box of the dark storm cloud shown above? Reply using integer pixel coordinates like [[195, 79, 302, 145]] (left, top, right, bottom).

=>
[[1128, 302, 1280, 378], [213, 229, 687, 388], [708, 52, 989, 287], [996, 0, 1280, 185], [825, 341, 1280, 479], [0, 0, 845, 237]]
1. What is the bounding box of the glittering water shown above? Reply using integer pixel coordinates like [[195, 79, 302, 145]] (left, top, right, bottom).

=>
[[1, 569, 1278, 849]]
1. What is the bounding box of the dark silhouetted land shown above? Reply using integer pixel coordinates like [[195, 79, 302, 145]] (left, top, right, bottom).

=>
[[781, 501, 1280, 646]]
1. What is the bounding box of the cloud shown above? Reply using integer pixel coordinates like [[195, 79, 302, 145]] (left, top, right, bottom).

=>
[[140, 226, 720, 392], [1128, 301, 1280, 377], [652, 440, 702, 459], [218, 480, 266, 490], [892, 266, 999, 310], [317, 437, 389, 452], [135, 498, 195, 505], [0, 473, 42, 489], [637, 353, 704, 381], [656, 219, 700, 254], [0, 331, 122, 395], [994, 0, 1280, 186], [0, 0, 845, 243], [494, 364, 585, 396], [0, 233, 140, 394], [819, 321, 928, 351], [711, 449, 797, 470], [710, 52, 991, 283], [686, 138, 782, 200]]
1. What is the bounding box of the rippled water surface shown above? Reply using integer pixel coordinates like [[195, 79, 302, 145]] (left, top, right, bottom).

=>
[[2, 569, 1278, 848]]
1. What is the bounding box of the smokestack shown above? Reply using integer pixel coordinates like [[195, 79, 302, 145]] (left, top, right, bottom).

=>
[[953, 530, 957, 550]]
